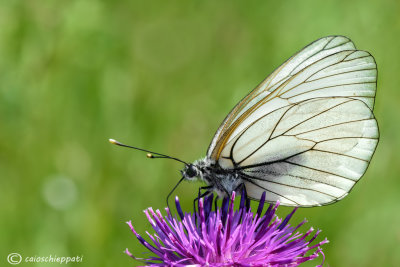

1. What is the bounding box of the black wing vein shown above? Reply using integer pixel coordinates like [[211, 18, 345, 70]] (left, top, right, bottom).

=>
[[241, 173, 339, 198]]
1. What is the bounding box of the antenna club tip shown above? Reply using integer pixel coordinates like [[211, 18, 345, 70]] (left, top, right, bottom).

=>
[[146, 153, 153, 158], [109, 139, 119, 145]]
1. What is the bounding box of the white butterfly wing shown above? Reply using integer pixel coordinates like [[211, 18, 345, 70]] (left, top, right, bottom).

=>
[[230, 97, 378, 206], [206, 36, 378, 206], [207, 36, 377, 160]]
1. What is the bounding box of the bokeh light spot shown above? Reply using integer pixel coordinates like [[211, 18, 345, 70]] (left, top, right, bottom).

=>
[[42, 175, 78, 210]]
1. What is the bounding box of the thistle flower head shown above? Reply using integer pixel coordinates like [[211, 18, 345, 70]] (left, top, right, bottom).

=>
[[126, 191, 328, 266]]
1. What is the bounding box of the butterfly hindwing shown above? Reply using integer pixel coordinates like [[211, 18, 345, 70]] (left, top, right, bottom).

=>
[[220, 97, 378, 206]]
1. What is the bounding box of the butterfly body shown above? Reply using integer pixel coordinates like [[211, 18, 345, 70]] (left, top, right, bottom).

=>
[[181, 158, 243, 197]]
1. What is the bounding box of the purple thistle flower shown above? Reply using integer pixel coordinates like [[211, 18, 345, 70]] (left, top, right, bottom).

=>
[[125, 191, 328, 266]]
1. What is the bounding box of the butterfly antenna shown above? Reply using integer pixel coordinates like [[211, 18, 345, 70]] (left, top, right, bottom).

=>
[[109, 139, 189, 165]]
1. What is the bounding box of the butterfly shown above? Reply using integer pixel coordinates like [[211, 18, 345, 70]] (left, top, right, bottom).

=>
[[110, 35, 378, 207]]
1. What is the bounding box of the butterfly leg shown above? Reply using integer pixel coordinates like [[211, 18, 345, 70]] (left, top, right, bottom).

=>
[[234, 183, 250, 210], [194, 186, 213, 212], [214, 195, 219, 211], [193, 186, 213, 225]]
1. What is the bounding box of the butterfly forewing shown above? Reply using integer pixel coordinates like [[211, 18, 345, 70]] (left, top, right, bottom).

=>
[[207, 36, 376, 161], [206, 36, 378, 206]]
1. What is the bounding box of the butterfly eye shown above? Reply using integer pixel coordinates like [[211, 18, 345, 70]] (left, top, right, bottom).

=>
[[185, 165, 197, 178]]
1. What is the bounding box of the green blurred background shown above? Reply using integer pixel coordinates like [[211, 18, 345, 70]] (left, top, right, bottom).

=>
[[1, 0, 399, 266]]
